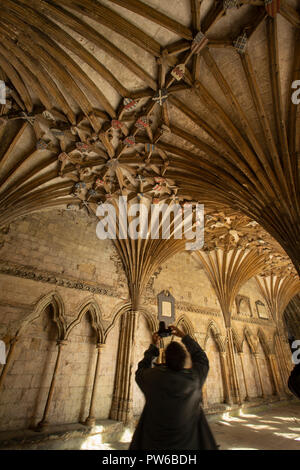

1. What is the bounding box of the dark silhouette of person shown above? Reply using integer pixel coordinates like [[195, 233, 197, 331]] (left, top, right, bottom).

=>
[[129, 325, 218, 450]]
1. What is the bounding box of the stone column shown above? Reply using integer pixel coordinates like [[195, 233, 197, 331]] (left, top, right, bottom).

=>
[[238, 352, 249, 401], [275, 326, 292, 396], [268, 353, 282, 397], [85, 343, 105, 426], [36, 339, 67, 430], [110, 310, 137, 424], [226, 328, 242, 404], [0, 336, 19, 394], [274, 332, 291, 394], [275, 330, 290, 384], [254, 353, 265, 398], [220, 352, 232, 404]]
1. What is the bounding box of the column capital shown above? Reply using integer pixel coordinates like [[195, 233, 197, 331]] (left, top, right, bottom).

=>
[[57, 339, 68, 347], [96, 343, 105, 350]]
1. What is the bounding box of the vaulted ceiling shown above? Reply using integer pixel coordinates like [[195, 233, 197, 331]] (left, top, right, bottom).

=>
[[0, 0, 299, 289]]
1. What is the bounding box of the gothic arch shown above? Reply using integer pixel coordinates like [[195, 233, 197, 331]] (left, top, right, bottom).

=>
[[257, 328, 272, 356], [104, 301, 132, 343], [243, 327, 258, 354], [139, 307, 159, 334], [204, 320, 225, 353], [176, 314, 196, 341], [66, 297, 105, 343], [17, 291, 66, 340]]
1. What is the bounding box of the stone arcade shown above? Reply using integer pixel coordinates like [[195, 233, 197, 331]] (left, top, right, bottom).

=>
[[0, 0, 299, 451]]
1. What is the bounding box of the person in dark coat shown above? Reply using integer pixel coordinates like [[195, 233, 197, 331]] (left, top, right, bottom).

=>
[[288, 363, 300, 399], [129, 325, 218, 450], [287, 336, 300, 399]]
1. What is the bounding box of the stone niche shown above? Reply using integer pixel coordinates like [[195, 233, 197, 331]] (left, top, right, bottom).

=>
[[235, 295, 252, 317], [255, 300, 269, 319]]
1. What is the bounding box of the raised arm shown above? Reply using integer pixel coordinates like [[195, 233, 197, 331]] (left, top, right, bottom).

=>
[[135, 333, 159, 392], [182, 335, 209, 386], [170, 325, 209, 387]]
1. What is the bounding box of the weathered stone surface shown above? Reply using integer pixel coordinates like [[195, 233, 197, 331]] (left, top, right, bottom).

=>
[[0, 209, 293, 433]]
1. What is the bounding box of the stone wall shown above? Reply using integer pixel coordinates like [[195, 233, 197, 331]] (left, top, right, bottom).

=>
[[135, 249, 288, 414], [0, 210, 292, 431], [0, 210, 125, 430]]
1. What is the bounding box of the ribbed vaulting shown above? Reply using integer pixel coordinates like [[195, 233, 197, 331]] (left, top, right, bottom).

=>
[[0, 0, 299, 304]]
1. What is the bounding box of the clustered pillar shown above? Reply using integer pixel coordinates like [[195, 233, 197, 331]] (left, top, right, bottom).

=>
[[226, 327, 241, 404], [268, 353, 284, 397], [275, 330, 292, 393], [219, 351, 232, 404], [254, 353, 265, 398], [110, 310, 137, 424], [238, 352, 249, 401], [207, 329, 289, 407]]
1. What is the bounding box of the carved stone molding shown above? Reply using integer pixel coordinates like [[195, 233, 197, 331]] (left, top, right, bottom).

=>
[[235, 294, 252, 317], [142, 295, 221, 317], [231, 315, 275, 327], [255, 300, 269, 319], [175, 301, 221, 317], [0, 260, 118, 298]]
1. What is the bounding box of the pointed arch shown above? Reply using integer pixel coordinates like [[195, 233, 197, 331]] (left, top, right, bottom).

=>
[[204, 320, 225, 352], [243, 327, 258, 354], [66, 297, 104, 343], [17, 291, 66, 340], [104, 301, 132, 343], [176, 314, 196, 341], [257, 328, 272, 356], [139, 306, 159, 334]]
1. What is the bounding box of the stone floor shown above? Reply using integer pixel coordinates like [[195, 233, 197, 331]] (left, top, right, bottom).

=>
[[0, 400, 299, 450], [209, 402, 300, 450], [89, 401, 300, 451]]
